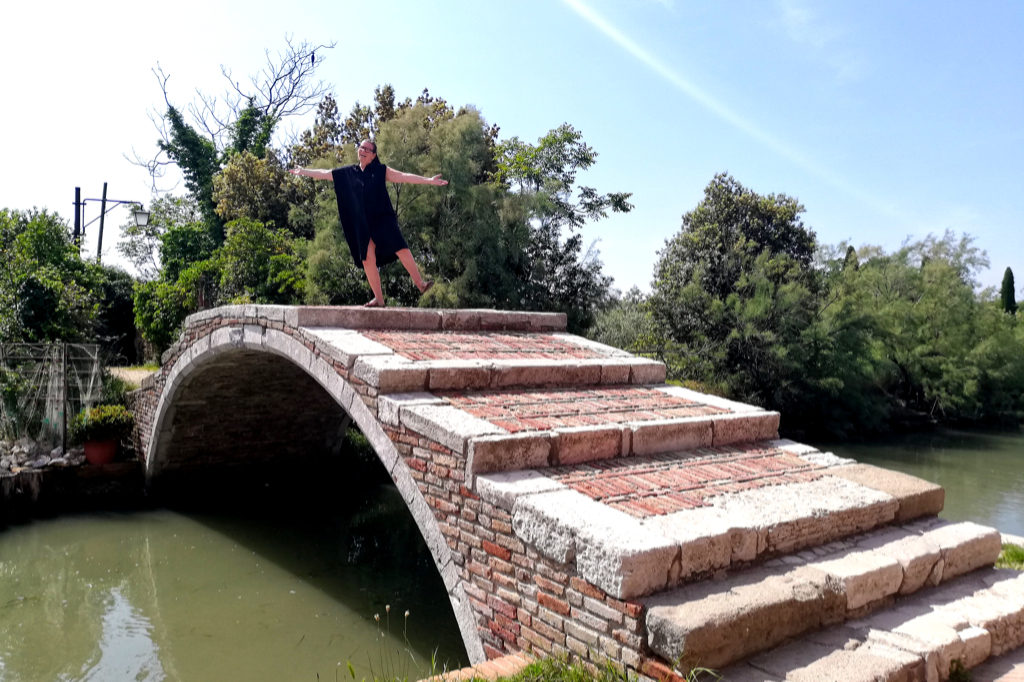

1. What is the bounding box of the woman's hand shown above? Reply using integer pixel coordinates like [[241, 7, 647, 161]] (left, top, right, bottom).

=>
[[431, 175, 449, 186], [289, 168, 303, 176]]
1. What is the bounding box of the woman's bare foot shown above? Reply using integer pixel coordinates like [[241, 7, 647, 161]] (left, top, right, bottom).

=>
[[418, 280, 434, 295], [364, 298, 385, 308]]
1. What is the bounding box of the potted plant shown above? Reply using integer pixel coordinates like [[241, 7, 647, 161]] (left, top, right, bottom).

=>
[[70, 405, 134, 465]]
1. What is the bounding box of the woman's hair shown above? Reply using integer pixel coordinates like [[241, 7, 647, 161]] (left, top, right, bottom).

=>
[[362, 139, 378, 154]]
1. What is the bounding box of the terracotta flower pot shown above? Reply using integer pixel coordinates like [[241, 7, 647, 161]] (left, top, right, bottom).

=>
[[84, 439, 117, 465]]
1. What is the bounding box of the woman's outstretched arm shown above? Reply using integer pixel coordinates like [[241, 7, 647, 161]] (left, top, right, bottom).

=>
[[385, 167, 448, 186], [289, 167, 333, 180]]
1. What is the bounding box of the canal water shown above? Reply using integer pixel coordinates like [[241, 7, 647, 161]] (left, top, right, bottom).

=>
[[1, 429, 1021, 681], [0, 473, 469, 682]]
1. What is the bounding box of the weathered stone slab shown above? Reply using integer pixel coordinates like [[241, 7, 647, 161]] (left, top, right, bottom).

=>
[[490, 360, 602, 389], [549, 333, 632, 357], [708, 477, 898, 556], [644, 506, 754, 576], [295, 306, 444, 330], [475, 470, 567, 511], [645, 566, 844, 670], [711, 412, 781, 446], [301, 328, 395, 368], [629, 417, 713, 456], [807, 549, 904, 611], [628, 359, 667, 385], [352, 355, 428, 393], [552, 425, 623, 465], [400, 404, 506, 455], [466, 432, 551, 477], [856, 529, 943, 595], [829, 463, 945, 522], [924, 521, 1002, 582], [768, 642, 925, 682], [377, 392, 446, 427], [421, 360, 493, 391]]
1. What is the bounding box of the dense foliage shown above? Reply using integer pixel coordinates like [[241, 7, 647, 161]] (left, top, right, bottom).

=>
[[0, 209, 139, 361], [593, 174, 1024, 437], [129, 80, 629, 353], [70, 404, 134, 444]]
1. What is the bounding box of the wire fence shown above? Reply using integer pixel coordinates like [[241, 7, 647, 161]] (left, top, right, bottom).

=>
[[0, 344, 103, 447]]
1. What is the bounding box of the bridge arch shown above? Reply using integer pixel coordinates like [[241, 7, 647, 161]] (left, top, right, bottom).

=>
[[138, 317, 486, 663]]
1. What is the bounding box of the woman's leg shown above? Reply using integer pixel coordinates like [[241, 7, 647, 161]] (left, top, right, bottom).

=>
[[362, 240, 385, 305], [396, 248, 432, 293]]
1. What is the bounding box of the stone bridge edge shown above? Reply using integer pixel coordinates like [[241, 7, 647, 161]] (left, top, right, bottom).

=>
[[137, 314, 488, 664]]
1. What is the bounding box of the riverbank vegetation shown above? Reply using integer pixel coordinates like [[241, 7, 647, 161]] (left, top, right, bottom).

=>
[[590, 174, 1024, 439]]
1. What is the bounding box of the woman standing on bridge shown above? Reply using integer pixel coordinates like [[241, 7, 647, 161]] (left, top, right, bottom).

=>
[[290, 140, 447, 307]]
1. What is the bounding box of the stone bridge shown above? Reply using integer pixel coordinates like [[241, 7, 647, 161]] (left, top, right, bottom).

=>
[[130, 305, 1024, 681]]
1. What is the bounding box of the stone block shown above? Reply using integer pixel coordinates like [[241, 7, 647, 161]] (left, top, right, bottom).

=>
[[857, 529, 943, 596], [491, 360, 601, 389], [423, 360, 493, 391], [512, 489, 585, 564], [808, 549, 906, 611], [751, 640, 923, 682], [645, 567, 844, 671], [476, 470, 567, 511], [711, 412, 780, 446], [573, 504, 679, 599], [629, 417, 713, 456], [628, 359, 666, 385], [829, 463, 945, 522], [294, 306, 443, 330], [597, 360, 633, 385], [924, 521, 1002, 581], [378, 392, 445, 427], [644, 507, 736, 578], [401, 404, 505, 455], [958, 625, 992, 669], [301, 328, 395, 368], [467, 433, 552, 476], [352, 355, 428, 393], [552, 425, 622, 465]]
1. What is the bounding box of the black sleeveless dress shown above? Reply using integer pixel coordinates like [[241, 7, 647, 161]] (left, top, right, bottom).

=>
[[330, 157, 409, 268]]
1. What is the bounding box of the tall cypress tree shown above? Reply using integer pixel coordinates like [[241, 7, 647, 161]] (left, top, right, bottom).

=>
[[1001, 267, 1017, 315]]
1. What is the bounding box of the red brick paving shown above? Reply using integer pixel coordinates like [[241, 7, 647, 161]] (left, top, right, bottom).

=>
[[548, 444, 825, 518], [362, 331, 603, 361], [442, 386, 728, 434]]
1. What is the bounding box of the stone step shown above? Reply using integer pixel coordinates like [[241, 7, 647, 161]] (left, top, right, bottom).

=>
[[475, 442, 944, 601], [719, 567, 1024, 681], [383, 385, 780, 478], [303, 326, 668, 393], [643, 520, 1002, 671]]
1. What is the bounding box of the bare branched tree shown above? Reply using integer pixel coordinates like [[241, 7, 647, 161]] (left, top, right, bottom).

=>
[[126, 35, 336, 192]]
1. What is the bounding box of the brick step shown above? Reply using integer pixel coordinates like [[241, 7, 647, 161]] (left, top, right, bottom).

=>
[[474, 442, 944, 601], [718, 566, 1024, 681], [302, 326, 669, 393], [382, 386, 780, 479], [644, 519, 1002, 671]]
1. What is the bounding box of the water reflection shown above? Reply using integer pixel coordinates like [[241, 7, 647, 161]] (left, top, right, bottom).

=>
[[0, 480, 467, 682], [817, 428, 1024, 537], [81, 588, 164, 682]]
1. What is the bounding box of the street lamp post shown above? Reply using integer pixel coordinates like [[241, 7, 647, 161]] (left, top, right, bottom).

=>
[[72, 183, 150, 262]]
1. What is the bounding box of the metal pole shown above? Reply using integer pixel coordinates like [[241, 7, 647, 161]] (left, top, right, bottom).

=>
[[62, 342, 67, 455], [73, 187, 82, 247], [96, 182, 108, 261]]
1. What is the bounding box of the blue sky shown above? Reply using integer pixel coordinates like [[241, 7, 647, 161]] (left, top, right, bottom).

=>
[[1, 0, 1021, 294]]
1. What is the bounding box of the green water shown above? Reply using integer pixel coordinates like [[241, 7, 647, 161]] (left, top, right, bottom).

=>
[[817, 428, 1024, 537], [1, 429, 1021, 681], [0, 482, 468, 682]]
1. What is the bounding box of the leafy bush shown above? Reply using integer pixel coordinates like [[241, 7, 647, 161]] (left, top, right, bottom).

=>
[[70, 404, 134, 444]]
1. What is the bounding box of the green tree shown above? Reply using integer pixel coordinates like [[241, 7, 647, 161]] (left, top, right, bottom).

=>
[[1001, 266, 1017, 315], [118, 194, 203, 280], [0, 209, 100, 343]]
